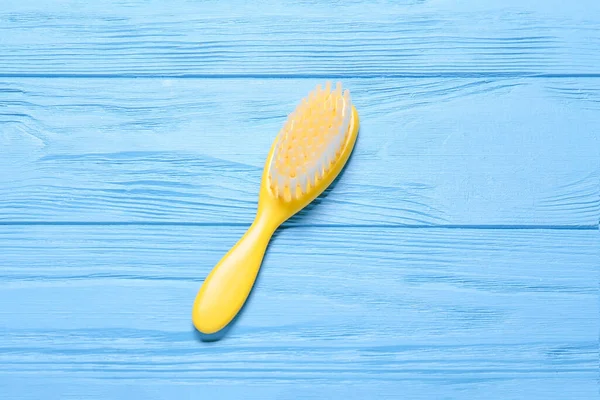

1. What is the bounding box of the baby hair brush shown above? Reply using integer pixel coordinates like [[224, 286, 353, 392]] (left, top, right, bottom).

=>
[[192, 82, 359, 334]]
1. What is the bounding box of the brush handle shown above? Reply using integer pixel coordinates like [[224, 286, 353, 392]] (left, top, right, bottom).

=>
[[192, 211, 278, 334]]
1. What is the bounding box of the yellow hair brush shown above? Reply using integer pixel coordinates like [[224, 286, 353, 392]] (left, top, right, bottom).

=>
[[192, 82, 359, 334]]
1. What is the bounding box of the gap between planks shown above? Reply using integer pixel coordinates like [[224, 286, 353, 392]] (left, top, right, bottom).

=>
[[0, 221, 597, 230], [2, 73, 600, 79]]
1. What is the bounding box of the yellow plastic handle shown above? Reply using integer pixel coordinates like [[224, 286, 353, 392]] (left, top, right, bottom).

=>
[[192, 211, 278, 334]]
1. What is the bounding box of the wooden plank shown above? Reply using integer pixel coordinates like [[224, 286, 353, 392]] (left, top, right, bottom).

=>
[[0, 225, 597, 399], [0, 1, 599, 77], [1, 78, 598, 226], [2, 378, 599, 400]]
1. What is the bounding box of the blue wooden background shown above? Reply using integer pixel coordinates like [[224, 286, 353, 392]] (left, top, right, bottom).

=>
[[1, 1, 599, 399]]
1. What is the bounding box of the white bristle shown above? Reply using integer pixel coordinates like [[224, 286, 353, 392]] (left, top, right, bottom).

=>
[[268, 81, 352, 200], [299, 174, 308, 191]]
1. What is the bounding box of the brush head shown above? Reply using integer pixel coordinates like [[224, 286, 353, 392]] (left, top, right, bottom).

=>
[[267, 81, 354, 202]]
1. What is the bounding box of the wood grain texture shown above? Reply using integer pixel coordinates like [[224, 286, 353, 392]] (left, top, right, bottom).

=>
[[0, 225, 597, 399], [1, 0, 600, 77], [1, 0, 599, 398], [1, 78, 599, 226]]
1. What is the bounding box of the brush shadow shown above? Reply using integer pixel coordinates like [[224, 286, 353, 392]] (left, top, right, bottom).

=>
[[193, 128, 360, 342], [192, 288, 258, 342], [192, 244, 267, 343]]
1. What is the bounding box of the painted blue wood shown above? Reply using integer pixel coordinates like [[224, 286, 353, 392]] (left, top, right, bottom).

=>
[[1, 78, 598, 226], [0, 1, 599, 399], [0, 226, 598, 399], [1, 1, 600, 77]]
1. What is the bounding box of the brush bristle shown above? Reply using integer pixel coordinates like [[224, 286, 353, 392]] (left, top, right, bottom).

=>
[[268, 81, 352, 201]]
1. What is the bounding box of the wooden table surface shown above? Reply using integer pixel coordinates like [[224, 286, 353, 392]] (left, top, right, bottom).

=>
[[1, 1, 599, 399]]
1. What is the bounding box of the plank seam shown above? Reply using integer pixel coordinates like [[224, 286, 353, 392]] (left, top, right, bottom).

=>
[[1, 73, 600, 79], [0, 221, 597, 230]]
